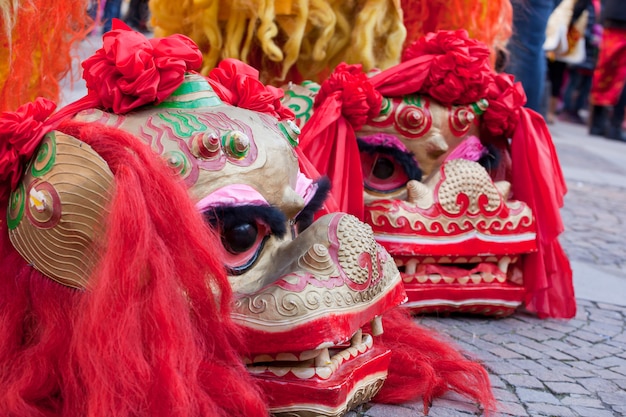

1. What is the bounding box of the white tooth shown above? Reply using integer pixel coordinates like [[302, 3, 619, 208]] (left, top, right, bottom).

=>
[[429, 274, 442, 284], [351, 329, 363, 346], [469, 256, 482, 263], [364, 334, 373, 348], [339, 350, 351, 361], [371, 316, 383, 336], [402, 275, 414, 283], [443, 276, 455, 284], [347, 346, 359, 358], [299, 349, 320, 361], [485, 256, 497, 263], [458, 276, 469, 284], [470, 274, 482, 284], [315, 348, 331, 367], [248, 366, 268, 374], [291, 367, 316, 379], [439, 256, 452, 263], [316, 367, 333, 380], [331, 355, 344, 368], [453, 257, 468, 264], [357, 342, 367, 354], [276, 353, 298, 362], [405, 259, 418, 275], [253, 354, 273, 363], [269, 367, 291, 377], [483, 273, 495, 283], [496, 274, 506, 283], [498, 256, 511, 274], [417, 275, 428, 283], [422, 257, 436, 264]]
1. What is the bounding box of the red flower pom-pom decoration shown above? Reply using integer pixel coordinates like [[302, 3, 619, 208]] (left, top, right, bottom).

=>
[[82, 22, 202, 114], [315, 63, 382, 130], [482, 73, 527, 138], [208, 58, 294, 121], [0, 98, 57, 196], [402, 29, 492, 105]]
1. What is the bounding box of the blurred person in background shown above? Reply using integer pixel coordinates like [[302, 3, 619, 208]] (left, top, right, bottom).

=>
[[559, 0, 600, 125], [588, 0, 626, 142], [101, 0, 122, 33], [124, 0, 150, 33], [506, 0, 556, 115]]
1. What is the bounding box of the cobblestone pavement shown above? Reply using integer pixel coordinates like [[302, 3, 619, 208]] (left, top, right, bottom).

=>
[[346, 121, 626, 417]]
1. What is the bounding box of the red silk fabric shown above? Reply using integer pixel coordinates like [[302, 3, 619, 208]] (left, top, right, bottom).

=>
[[0, 98, 57, 197], [207, 58, 294, 120], [511, 108, 575, 319], [298, 63, 382, 221]]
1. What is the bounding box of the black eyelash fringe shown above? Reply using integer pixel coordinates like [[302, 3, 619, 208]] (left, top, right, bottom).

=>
[[203, 205, 287, 238], [295, 177, 331, 233], [357, 139, 423, 182]]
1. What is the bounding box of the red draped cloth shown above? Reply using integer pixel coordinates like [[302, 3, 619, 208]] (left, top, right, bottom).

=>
[[590, 28, 626, 106]]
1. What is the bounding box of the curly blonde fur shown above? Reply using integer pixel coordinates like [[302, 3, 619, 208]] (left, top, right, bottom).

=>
[[150, 0, 406, 83]]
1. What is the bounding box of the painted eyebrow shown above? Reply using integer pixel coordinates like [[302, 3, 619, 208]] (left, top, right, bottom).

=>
[[202, 204, 287, 238]]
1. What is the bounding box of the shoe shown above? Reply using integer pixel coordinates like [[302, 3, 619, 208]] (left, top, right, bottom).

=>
[[589, 105, 608, 136], [559, 110, 585, 125], [605, 125, 626, 142]]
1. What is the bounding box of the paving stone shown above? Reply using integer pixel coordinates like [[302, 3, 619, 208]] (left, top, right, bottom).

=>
[[560, 395, 604, 408], [570, 329, 609, 343], [613, 405, 626, 415], [576, 377, 620, 394], [594, 356, 626, 368], [612, 378, 626, 390], [495, 402, 529, 416], [484, 360, 528, 375], [570, 406, 619, 417], [491, 388, 519, 403], [566, 336, 593, 348], [544, 381, 590, 395], [597, 390, 626, 406], [489, 346, 525, 359], [515, 388, 560, 405], [489, 374, 507, 389], [363, 404, 417, 417], [501, 374, 545, 389], [544, 348, 576, 361], [596, 368, 626, 379], [525, 403, 575, 416]]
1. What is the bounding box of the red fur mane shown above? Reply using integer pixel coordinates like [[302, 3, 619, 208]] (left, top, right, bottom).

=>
[[0, 121, 267, 417]]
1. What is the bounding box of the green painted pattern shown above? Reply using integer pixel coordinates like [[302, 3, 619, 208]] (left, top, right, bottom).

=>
[[470, 98, 489, 115], [31, 133, 57, 177], [403, 95, 422, 107], [7, 183, 25, 230], [279, 122, 299, 147], [284, 89, 315, 123], [157, 112, 206, 137]]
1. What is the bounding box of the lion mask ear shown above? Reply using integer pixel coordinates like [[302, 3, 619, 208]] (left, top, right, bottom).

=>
[[8, 131, 114, 289]]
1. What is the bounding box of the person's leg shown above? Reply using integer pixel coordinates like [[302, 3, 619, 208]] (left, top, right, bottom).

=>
[[505, 0, 555, 115], [575, 73, 593, 113], [547, 59, 567, 123], [560, 69, 586, 123], [562, 69, 580, 112], [607, 85, 626, 141], [102, 0, 123, 33]]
